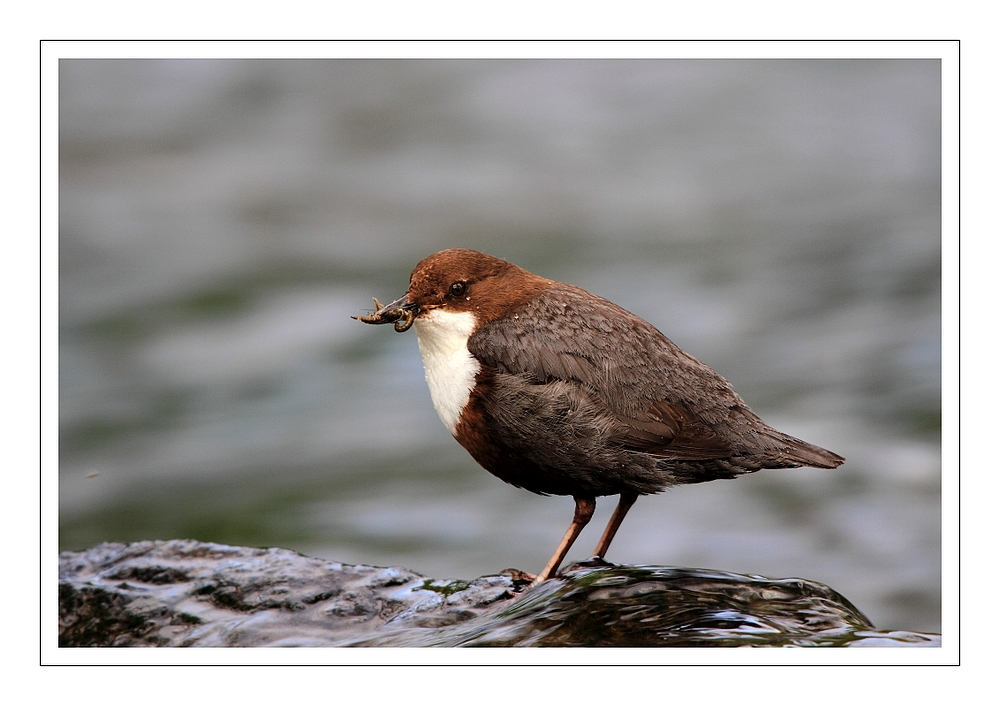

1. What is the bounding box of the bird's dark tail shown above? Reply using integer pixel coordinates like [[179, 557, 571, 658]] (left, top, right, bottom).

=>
[[730, 406, 844, 470], [757, 428, 844, 468], [770, 431, 845, 469]]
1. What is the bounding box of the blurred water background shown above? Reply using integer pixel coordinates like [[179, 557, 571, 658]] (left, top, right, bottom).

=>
[[58, 59, 941, 633]]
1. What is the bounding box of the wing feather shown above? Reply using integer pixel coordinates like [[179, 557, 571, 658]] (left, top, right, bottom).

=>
[[468, 284, 735, 462]]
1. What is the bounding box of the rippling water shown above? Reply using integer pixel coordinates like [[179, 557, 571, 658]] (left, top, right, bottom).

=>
[[58, 541, 941, 648], [58, 58, 942, 634]]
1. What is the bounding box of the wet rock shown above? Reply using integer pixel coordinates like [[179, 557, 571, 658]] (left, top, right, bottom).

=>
[[58, 540, 940, 647], [58, 540, 518, 647]]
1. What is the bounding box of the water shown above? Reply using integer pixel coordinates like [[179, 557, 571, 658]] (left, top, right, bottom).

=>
[[58, 59, 942, 634], [59, 541, 940, 648]]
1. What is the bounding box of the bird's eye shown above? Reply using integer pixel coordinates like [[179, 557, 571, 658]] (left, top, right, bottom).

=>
[[449, 281, 468, 298]]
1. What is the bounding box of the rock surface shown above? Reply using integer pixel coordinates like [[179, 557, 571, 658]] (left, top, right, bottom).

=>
[[58, 540, 940, 647]]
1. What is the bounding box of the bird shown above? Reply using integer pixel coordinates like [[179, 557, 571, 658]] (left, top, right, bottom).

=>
[[354, 248, 844, 585]]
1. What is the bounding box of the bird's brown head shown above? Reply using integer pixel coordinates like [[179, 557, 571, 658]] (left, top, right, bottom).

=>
[[354, 249, 554, 332]]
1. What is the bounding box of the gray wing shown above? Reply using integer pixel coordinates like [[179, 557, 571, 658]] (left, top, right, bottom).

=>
[[467, 283, 736, 461]]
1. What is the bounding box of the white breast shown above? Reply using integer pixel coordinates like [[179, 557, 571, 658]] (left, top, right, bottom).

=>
[[413, 309, 480, 436]]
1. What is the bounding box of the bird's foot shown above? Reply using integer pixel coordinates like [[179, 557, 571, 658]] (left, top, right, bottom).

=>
[[566, 556, 616, 571], [499, 568, 537, 591]]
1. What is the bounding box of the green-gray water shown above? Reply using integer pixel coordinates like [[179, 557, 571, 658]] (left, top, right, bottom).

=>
[[59, 59, 941, 634]]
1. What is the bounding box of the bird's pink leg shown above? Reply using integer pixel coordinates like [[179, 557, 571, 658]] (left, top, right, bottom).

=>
[[531, 496, 596, 586], [592, 491, 638, 559]]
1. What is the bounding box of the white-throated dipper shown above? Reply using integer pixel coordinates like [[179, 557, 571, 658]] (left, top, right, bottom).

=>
[[354, 249, 844, 585]]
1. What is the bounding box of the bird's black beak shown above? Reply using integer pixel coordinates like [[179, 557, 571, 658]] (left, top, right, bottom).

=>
[[352, 295, 419, 333]]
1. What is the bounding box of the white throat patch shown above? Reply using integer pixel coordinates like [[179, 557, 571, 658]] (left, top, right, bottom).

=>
[[414, 309, 480, 436]]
